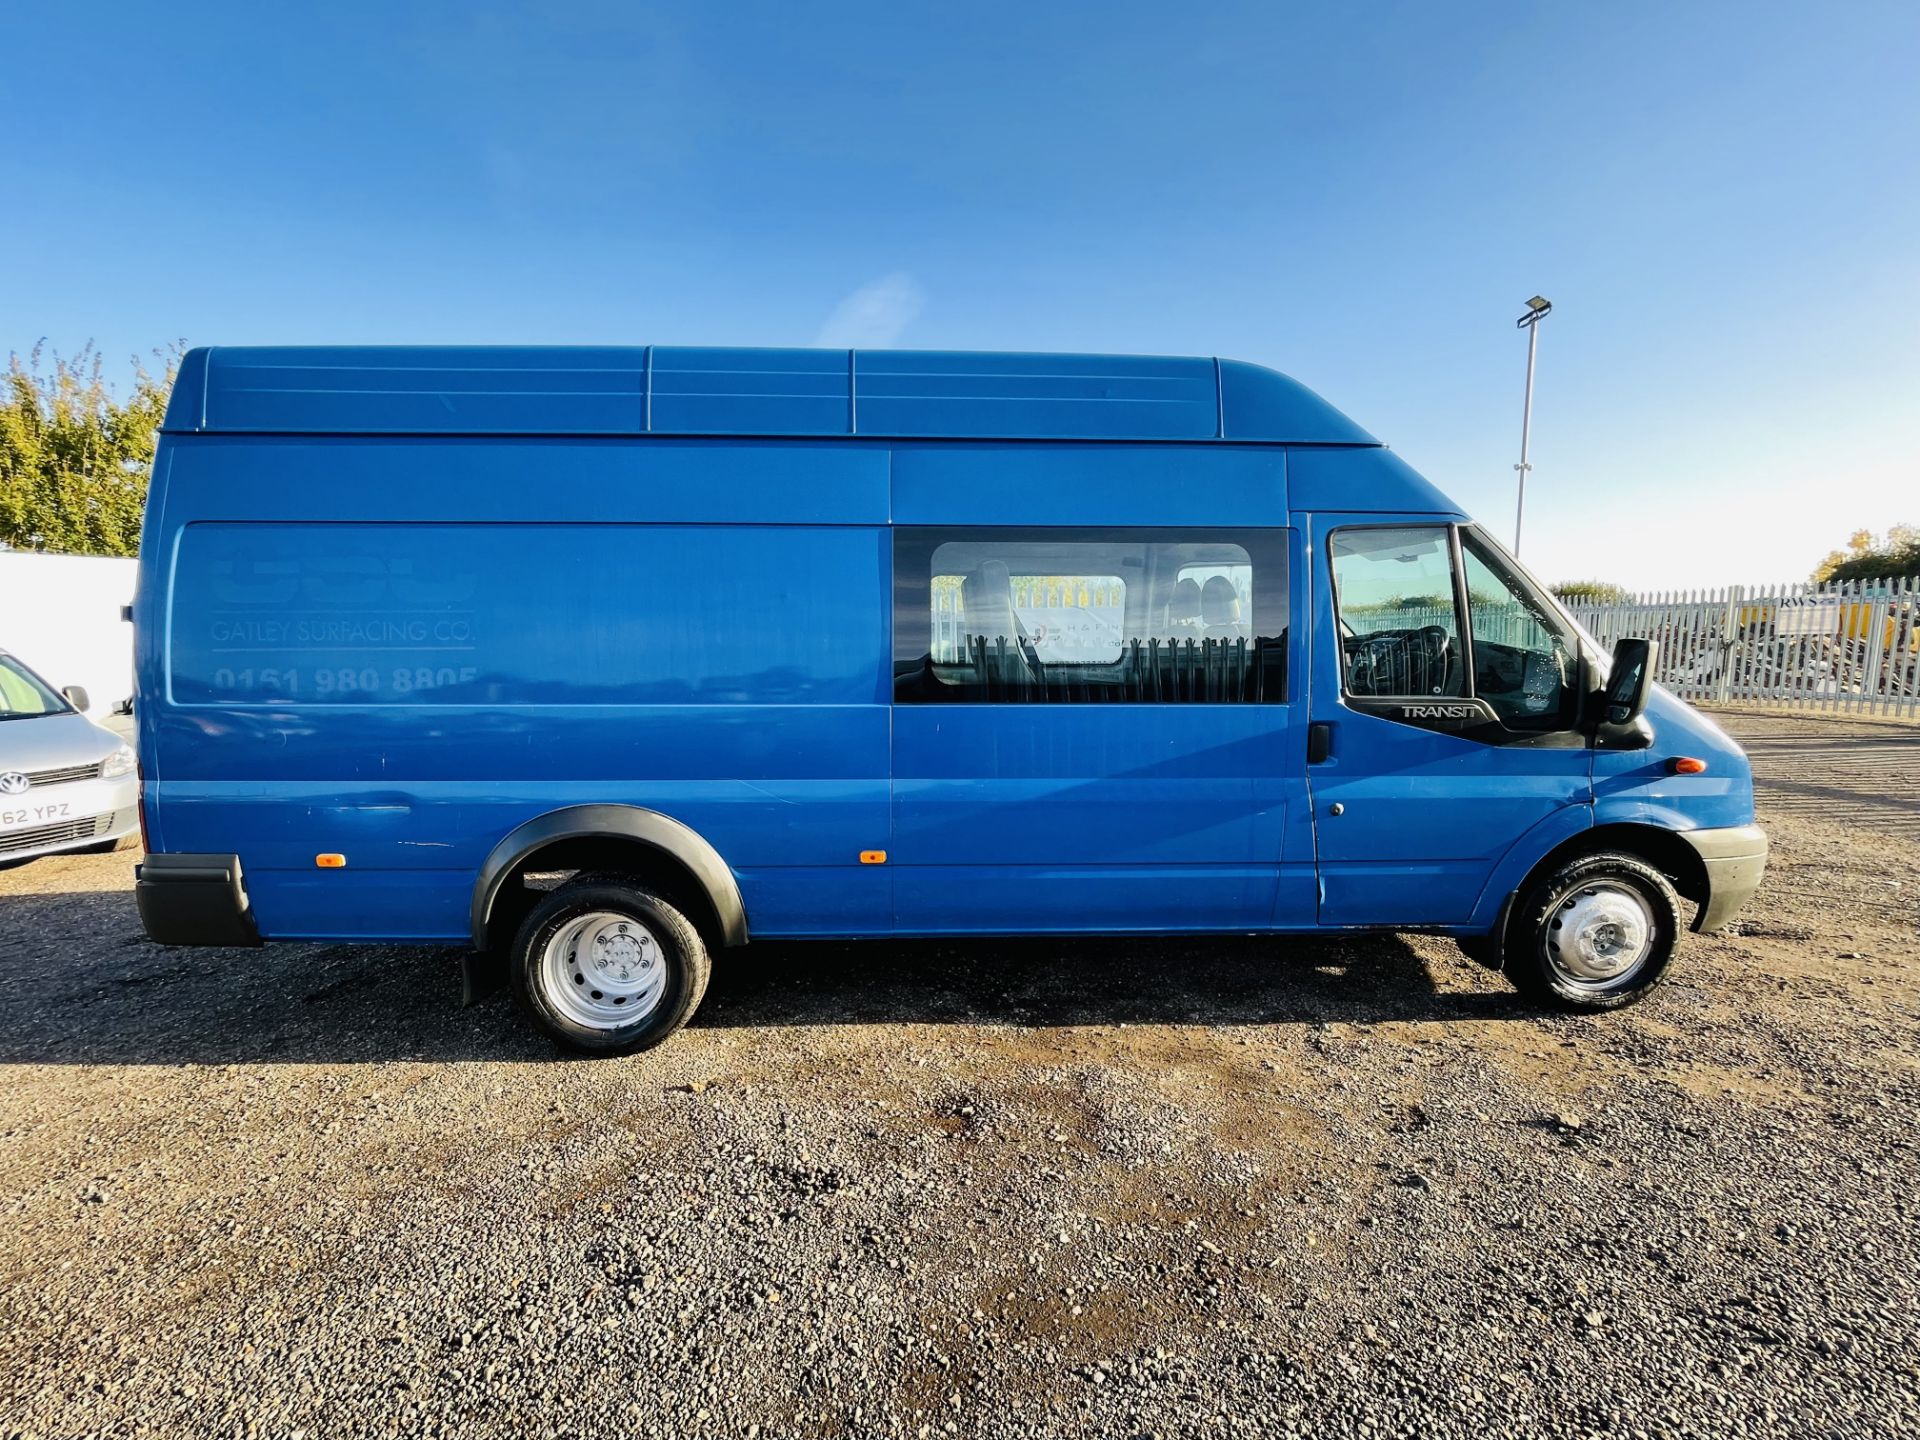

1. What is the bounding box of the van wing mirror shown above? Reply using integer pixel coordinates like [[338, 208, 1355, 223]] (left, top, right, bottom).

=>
[[62, 684, 92, 713], [1602, 638, 1657, 726]]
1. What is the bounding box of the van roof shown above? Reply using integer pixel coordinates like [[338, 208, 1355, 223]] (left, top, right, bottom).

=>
[[161, 346, 1379, 446]]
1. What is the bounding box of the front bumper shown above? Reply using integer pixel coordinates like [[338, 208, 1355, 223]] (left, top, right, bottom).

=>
[[135, 853, 262, 947], [1680, 823, 1769, 933], [0, 804, 137, 863]]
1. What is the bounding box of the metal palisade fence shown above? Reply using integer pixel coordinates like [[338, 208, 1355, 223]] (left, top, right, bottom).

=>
[[1565, 577, 1920, 717]]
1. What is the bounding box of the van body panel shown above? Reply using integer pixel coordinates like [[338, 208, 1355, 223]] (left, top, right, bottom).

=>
[[142, 488, 893, 941], [1591, 689, 1757, 832], [1218, 360, 1377, 446], [885, 482, 1311, 934], [890, 443, 1286, 527], [890, 703, 1310, 931], [200, 346, 651, 435], [152, 771, 890, 869], [854, 350, 1221, 441], [162, 520, 889, 707], [146, 434, 892, 526], [246, 869, 473, 942], [152, 751, 894, 941], [651, 346, 854, 436], [1464, 804, 1598, 930], [162, 346, 1378, 446], [1309, 744, 1592, 925], [889, 865, 1286, 935], [1286, 446, 1460, 517]]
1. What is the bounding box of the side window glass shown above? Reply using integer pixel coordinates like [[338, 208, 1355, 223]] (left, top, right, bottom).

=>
[[1170, 562, 1252, 645], [0, 655, 68, 718], [1460, 531, 1578, 729], [898, 530, 1289, 704], [1329, 526, 1465, 697], [934, 570, 1126, 667]]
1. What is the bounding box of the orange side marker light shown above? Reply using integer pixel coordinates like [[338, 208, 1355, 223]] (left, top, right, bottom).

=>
[[859, 850, 887, 865], [1669, 757, 1708, 775], [315, 853, 347, 868]]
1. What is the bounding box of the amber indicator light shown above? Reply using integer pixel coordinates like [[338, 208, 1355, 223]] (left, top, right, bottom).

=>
[[315, 853, 347, 868], [1668, 757, 1708, 775], [859, 850, 887, 865]]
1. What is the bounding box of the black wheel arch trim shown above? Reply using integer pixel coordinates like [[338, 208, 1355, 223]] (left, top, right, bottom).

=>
[[471, 804, 748, 951]]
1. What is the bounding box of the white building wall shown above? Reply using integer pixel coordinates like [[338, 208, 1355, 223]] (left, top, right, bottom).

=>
[[0, 551, 138, 718]]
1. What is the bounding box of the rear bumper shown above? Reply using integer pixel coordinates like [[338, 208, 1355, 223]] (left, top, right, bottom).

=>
[[135, 853, 262, 947], [1680, 823, 1768, 933]]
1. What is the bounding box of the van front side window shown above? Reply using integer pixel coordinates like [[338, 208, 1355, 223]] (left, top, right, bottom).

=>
[[1330, 526, 1465, 698], [1461, 530, 1578, 729]]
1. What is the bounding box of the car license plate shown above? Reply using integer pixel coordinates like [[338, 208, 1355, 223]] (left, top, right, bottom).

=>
[[1, 799, 73, 830]]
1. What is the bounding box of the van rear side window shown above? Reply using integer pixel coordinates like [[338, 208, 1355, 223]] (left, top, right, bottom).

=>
[[895, 528, 1288, 703]]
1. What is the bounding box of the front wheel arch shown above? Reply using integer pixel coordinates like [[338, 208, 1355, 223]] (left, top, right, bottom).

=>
[[1488, 822, 1711, 945], [1532, 823, 1709, 918]]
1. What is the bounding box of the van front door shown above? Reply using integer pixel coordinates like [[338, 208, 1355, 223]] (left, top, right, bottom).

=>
[[888, 521, 1315, 934], [1305, 515, 1592, 926]]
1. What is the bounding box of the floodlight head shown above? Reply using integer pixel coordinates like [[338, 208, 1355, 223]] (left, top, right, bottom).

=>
[[1526, 296, 1551, 313]]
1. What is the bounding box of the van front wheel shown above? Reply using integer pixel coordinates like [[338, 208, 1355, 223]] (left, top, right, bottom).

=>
[[510, 879, 710, 1054], [1508, 852, 1681, 1011]]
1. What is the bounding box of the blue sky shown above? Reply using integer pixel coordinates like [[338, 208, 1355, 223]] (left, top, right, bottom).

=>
[[6, 1, 1916, 589]]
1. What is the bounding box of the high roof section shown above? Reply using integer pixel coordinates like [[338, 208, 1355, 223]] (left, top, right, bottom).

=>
[[162, 347, 1379, 445]]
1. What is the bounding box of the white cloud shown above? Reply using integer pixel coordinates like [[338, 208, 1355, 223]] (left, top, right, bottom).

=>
[[812, 272, 926, 349]]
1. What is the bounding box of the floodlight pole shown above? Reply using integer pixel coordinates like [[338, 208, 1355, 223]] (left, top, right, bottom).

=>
[[1512, 297, 1551, 556]]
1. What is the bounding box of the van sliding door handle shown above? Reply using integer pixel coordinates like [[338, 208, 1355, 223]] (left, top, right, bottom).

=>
[[1307, 722, 1333, 764]]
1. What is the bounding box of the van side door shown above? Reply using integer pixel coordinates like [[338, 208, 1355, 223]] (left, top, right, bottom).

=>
[[887, 444, 1316, 935], [1305, 513, 1593, 926]]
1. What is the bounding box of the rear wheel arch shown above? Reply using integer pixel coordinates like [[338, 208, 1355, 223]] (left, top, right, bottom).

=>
[[472, 805, 746, 954]]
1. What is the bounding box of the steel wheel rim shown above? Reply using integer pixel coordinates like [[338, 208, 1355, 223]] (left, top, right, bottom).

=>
[[540, 910, 668, 1030], [1544, 882, 1655, 992]]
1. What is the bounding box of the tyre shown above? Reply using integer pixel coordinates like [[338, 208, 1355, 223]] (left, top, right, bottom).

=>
[[1506, 851, 1681, 1011], [509, 878, 710, 1055]]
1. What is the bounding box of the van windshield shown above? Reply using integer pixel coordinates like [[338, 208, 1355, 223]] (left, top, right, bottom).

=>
[[0, 654, 71, 720]]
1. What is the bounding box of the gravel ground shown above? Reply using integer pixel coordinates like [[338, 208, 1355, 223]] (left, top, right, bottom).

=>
[[2, 711, 1917, 1439]]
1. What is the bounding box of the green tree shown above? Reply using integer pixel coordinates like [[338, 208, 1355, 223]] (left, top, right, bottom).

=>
[[1811, 526, 1920, 583], [1551, 579, 1632, 605], [0, 343, 176, 556]]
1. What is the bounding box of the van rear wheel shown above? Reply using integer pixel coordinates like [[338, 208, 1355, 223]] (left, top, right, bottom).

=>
[[510, 879, 710, 1054], [1507, 851, 1680, 1011]]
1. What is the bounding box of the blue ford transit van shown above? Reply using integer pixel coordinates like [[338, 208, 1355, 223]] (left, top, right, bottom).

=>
[[132, 347, 1766, 1053]]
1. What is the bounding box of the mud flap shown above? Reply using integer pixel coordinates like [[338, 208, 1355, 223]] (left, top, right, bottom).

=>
[[460, 949, 507, 1007]]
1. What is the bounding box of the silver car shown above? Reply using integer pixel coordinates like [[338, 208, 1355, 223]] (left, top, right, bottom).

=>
[[0, 649, 138, 865]]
